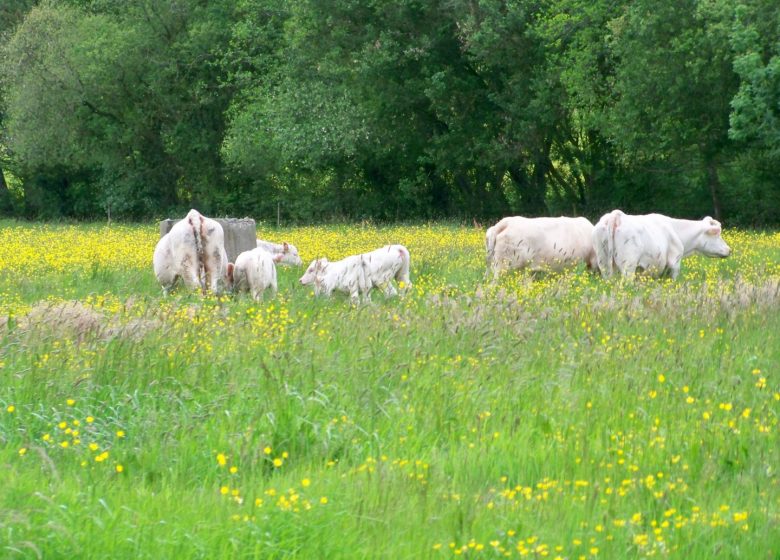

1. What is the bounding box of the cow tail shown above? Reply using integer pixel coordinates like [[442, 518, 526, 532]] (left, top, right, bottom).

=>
[[485, 225, 498, 265], [397, 246, 411, 283], [606, 210, 621, 276], [358, 255, 368, 299], [485, 218, 512, 266], [187, 210, 206, 293]]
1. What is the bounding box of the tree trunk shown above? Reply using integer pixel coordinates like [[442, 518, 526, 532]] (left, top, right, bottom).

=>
[[455, 172, 479, 214], [705, 157, 723, 221], [527, 142, 553, 215], [0, 164, 10, 213], [508, 164, 545, 214], [427, 164, 451, 215]]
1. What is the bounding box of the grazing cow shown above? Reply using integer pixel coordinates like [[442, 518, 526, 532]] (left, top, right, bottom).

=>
[[153, 209, 230, 295], [256, 239, 303, 266], [299, 245, 411, 304], [228, 247, 281, 300], [592, 210, 731, 279], [485, 216, 597, 279]]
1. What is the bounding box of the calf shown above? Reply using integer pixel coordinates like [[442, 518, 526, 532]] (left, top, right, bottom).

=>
[[592, 210, 731, 279], [256, 239, 303, 266], [485, 216, 597, 279], [299, 245, 411, 304], [153, 209, 230, 295], [228, 247, 281, 300]]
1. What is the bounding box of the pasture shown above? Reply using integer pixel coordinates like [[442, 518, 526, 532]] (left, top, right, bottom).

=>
[[1, 221, 779, 559]]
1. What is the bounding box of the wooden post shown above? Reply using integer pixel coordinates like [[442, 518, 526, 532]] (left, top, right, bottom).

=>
[[159, 216, 257, 263]]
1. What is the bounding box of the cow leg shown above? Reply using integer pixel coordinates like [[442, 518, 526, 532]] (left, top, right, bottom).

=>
[[383, 282, 398, 298], [156, 269, 177, 295], [491, 261, 503, 282], [181, 268, 201, 291], [395, 270, 411, 293], [202, 248, 224, 294], [161, 281, 174, 296], [668, 258, 682, 280], [597, 256, 612, 279], [206, 267, 220, 294], [619, 262, 637, 280], [349, 289, 360, 305], [667, 246, 683, 280]]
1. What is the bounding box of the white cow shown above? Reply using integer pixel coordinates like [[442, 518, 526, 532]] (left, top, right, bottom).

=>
[[228, 247, 281, 300], [299, 245, 411, 304], [485, 216, 597, 279], [256, 239, 303, 266], [592, 210, 731, 279], [153, 209, 230, 295]]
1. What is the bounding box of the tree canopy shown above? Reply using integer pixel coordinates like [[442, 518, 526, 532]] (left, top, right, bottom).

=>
[[1, 0, 779, 223]]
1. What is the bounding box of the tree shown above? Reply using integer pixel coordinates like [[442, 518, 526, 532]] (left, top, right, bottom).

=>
[[1, 0, 238, 217], [604, 0, 740, 220]]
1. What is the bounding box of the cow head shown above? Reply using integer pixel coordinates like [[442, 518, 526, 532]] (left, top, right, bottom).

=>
[[281, 242, 303, 266], [299, 258, 328, 285], [224, 262, 235, 292], [698, 217, 731, 258]]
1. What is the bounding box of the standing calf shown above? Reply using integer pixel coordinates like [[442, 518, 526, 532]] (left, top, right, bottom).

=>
[[228, 247, 281, 300], [299, 245, 411, 304]]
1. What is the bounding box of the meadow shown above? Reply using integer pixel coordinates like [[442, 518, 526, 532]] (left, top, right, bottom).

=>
[[0, 220, 779, 559]]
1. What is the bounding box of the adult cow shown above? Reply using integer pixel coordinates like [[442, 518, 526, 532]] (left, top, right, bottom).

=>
[[592, 210, 731, 279], [153, 209, 231, 295], [485, 216, 597, 279]]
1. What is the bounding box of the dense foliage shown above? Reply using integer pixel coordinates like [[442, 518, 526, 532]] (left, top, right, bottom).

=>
[[1, 0, 779, 223]]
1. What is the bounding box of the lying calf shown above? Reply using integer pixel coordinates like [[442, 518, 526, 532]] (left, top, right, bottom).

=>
[[256, 239, 303, 266], [228, 247, 282, 300], [299, 244, 411, 304]]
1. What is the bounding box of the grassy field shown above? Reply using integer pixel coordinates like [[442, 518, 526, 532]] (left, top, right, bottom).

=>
[[1, 220, 779, 559]]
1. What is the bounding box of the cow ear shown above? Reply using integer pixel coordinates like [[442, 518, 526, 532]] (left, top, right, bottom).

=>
[[707, 225, 722, 236], [273, 253, 284, 263], [283, 242, 289, 252], [227, 262, 234, 281]]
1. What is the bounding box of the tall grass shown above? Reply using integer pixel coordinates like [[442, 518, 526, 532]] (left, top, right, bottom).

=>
[[1, 221, 779, 558]]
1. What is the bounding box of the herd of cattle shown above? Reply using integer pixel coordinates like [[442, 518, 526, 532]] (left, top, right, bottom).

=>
[[152, 209, 731, 302]]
